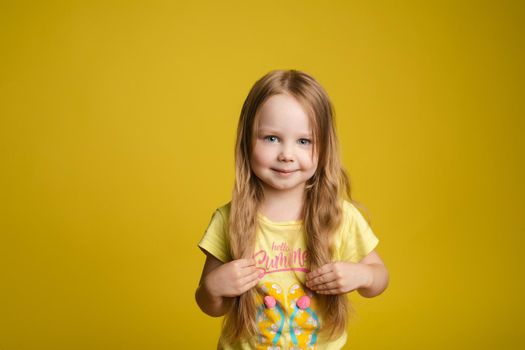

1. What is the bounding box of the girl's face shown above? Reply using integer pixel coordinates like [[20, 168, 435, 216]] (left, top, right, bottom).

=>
[[250, 94, 318, 195]]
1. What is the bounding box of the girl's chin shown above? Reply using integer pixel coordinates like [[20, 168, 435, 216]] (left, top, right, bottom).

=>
[[262, 181, 306, 192]]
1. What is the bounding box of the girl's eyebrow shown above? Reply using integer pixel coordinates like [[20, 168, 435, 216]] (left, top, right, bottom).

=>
[[258, 128, 312, 138], [257, 127, 279, 133]]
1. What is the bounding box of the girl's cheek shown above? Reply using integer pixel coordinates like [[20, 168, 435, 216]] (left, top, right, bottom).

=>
[[301, 152, 315, 163]]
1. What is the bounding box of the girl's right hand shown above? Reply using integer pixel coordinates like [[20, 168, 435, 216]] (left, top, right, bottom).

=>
[[204, 258, 262, 298]]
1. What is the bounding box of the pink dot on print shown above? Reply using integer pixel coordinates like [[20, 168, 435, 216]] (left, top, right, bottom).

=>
[[264, 296, 276, 309], [297, 295, 310, 310]]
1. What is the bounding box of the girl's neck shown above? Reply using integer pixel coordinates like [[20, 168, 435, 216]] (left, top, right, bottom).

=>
[[259, 186, 306, 222]]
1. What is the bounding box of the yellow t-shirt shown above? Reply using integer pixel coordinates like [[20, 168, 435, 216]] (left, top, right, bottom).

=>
[[198, 199, 379, 350]]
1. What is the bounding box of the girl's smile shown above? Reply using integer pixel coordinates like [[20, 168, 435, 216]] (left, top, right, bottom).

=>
[[271, 168, 298, 175]]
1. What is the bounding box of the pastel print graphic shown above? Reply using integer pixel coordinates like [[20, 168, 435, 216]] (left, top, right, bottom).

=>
[[255, 281, 320, 350]]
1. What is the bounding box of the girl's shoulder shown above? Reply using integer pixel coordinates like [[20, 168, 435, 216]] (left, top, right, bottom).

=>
[[340, 199, 373, 232], [216, 201, 231, 213], [341, 199, 353, 211], [335, 199, 378, 262], [341, 199, 369, 220], [213, 201, 231, 225], [341, 199, 358, 218]]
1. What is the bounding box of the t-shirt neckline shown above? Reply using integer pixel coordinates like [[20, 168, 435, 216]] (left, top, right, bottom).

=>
[[257, 212, 303, 226]]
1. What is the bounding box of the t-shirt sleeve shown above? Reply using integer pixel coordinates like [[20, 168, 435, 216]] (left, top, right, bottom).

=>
[[339, 202, 379, 263], [198, 209, 232, 263]]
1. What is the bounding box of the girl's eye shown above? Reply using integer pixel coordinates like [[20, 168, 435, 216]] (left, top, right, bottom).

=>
[[264, 136, 279, 143], [298, 138, 311, 145]]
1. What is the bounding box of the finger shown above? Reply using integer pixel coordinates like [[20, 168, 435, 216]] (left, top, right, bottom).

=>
[[240, 273, 261, 294], [310, 280, 339, 291], [316, 288, 342, 295], [306, 271, 337, 288], [241, 274, 259, 294], [256, 267, 266, 278], [240, 269, 262, 285], [234, 258, 256, 267], [306, 264, 333, 280], [235, 265, 259, 279]]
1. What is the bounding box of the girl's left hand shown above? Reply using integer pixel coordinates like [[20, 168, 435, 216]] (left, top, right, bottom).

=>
[[305, 262, 371, 295]]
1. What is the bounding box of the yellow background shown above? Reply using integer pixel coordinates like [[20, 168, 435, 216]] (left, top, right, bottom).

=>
[[1, 0, 524, 349]]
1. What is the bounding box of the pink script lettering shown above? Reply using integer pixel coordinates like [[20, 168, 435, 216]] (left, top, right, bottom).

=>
[[253, 244, 309, 275]]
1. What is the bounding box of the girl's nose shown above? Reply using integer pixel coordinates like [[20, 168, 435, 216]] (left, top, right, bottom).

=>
[[278, 143, 294, 162], [278, 151, 294, 162], [279, 153, 293, 162]]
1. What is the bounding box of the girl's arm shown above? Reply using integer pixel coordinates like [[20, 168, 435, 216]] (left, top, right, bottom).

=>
[[195, 253, 232, 317], [305, 249, 389, 298], [356, 250, 389, 298], [195, 252, 261, 317]]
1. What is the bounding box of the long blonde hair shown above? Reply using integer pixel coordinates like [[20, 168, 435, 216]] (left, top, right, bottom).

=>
[[224, 69, 354, 342]]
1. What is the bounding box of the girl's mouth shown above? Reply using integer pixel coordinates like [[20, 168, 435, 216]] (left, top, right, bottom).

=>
[[272, 168, 297, 174]]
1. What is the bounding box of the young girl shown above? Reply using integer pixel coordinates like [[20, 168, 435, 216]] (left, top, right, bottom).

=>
[[195, 69, 389, 349]]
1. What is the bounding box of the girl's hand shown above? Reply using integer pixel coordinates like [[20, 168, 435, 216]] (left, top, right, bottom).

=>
[[305, 261, 371, 295], [204, 258, 262, 298]]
